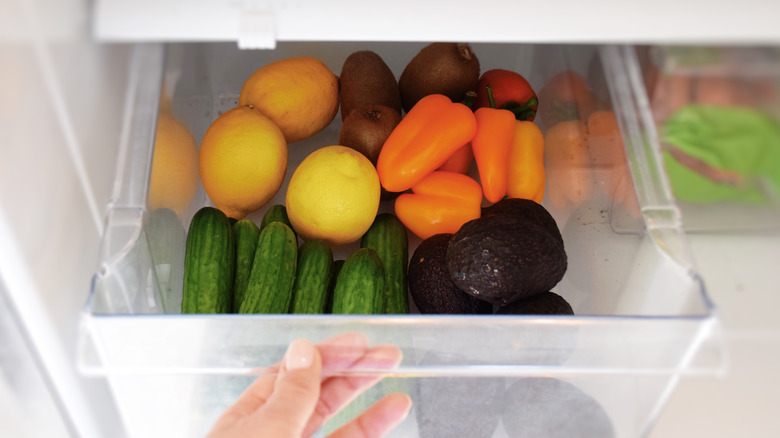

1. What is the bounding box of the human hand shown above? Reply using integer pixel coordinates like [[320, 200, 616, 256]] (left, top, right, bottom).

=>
[[207, 333, 412, 438]]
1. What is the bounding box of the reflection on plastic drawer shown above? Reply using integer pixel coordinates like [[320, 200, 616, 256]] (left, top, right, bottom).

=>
[[645, 46, 780, 231]]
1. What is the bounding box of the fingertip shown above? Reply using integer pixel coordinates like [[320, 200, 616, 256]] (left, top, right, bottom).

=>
[[249, 340, 323, 436], [385, 392, 413, 421], [285, 338, 316, 370], [372, 393, 413, 436]]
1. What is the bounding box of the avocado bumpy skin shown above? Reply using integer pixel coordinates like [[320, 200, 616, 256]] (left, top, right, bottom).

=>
[[408, 233, 493, 314], [496, 291, 573, 315], [446, 213, 567, 306], [482, 198, 563, 245]]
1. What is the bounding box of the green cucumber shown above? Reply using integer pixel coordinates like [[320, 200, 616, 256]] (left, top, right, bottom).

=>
[[182, 207, 235, 313], [232, 219, 261, 313], [360, 213, 409, 314], [239, 221, 298, 314], [325, 260, 345, 314], [289, 240, 333, 314], [260, 204, 297, 241], [331, 248, 385, 314]]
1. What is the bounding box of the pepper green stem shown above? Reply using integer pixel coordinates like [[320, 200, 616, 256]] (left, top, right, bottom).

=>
[[486, 85, 497, 109], [501, 96, 538, 121], [460, 91, 478, 109]]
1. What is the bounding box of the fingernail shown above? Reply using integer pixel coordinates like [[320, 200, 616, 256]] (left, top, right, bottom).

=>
[[285, 339, 315, 370]]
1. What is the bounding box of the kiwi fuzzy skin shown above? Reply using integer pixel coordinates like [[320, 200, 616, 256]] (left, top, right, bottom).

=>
[[399, 42, 480, 113], [339, 104, 401, 165], [340, 51, 402, 122]]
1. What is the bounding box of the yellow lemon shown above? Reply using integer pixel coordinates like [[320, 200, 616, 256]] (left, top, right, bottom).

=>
[[199, 106, 287, 220], [148, 113, 199, 216], [286, 145, 380, 247], [238, 57, 339, 144]]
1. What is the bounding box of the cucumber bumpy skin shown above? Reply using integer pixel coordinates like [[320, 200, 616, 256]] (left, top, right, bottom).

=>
[[331, 248, 385, 314], [232, 219, 261, 312], [360, 213, 409, 314], [289, 239, 333, 314], [182, 207, 235, 314], [239, 221, 298, 314], [260, 204, 297, 242]]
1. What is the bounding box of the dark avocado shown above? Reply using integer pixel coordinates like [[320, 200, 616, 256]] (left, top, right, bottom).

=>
[[496, 291, 574, 315], [502, 378, 614, 438], [408, 234, 493, 314], [482, 198, 564, 245], [399, 42, 480, 113], [414, 351, 505, 438], [446, 214, 567, 306]]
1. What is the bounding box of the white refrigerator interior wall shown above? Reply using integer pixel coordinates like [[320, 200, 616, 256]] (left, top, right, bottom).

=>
[[0, 279, 70, 438], [0, 0, 130, 436]]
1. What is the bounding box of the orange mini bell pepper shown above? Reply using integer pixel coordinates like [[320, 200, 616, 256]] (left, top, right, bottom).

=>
[[474, 87, 547, 204], [394, 171, 482, 240], [437, 143, 474, 174], [471, 94, 517, 203], [507, 121, 546, 203], [377, 94, 477, 193]]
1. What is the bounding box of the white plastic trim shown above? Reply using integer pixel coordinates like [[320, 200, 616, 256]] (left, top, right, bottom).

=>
[[94, 0, 780, 46]]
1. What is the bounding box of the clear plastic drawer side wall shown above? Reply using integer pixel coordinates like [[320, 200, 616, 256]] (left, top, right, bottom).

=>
[[641, 45, 780, 231], [78, 42, 724, 438]]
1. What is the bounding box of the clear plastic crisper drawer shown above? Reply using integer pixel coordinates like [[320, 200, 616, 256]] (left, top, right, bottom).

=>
[[78, 42, 724, 438], [641, 45, 780, 231]]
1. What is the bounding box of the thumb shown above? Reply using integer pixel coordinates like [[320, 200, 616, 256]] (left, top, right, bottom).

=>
[[249, 339, 322, 437]]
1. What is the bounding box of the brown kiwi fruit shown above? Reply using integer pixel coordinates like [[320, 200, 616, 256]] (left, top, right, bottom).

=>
[[339, 104, 402, 165], [399, 42, 480, 113], [339, 104, 403, 200], [339, 51, 402, 121]]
